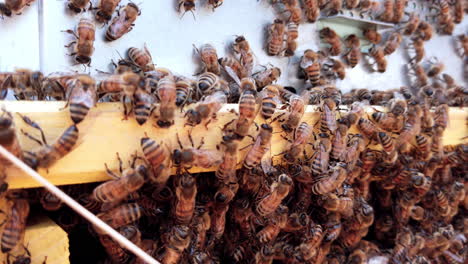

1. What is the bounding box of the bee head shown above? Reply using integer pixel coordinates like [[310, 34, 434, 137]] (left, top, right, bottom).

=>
[[0, 4, 12, 17], [185, 109, 201, 125], [157, 119, 173, 128], [75, 55, 91, 65], [67, 3, 82, 13]]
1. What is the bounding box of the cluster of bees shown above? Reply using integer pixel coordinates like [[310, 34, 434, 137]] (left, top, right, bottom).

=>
[[0, 0, 467, 264]]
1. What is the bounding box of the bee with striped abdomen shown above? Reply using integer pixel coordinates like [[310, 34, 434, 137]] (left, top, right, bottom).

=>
[[20, 115, 78, 170]]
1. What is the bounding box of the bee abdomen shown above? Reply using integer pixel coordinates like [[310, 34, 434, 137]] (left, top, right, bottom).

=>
[[56, 125, 79, 155], [261, 101, 276, 119], [134, 104, 151, 125], [69, 103, 90, 124]]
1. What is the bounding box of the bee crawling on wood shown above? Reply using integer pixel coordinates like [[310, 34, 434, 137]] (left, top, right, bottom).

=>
[[19, 114, 79, 170]]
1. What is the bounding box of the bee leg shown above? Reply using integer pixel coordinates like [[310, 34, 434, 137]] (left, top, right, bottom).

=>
[[20, 130, 44, 147], [204, 119, 212, 129], [115, 152, 123, 173], [63, 41, 76, 48], [197, 137, 205, 149], [18, 114, 48, 145], [222, 119, 236, 131], [240, 143, 254, 151], [246, 135, 255, 142], [62, 29, 78, 39], [281, 134, 292, 143], [104, 163, 120, 179]]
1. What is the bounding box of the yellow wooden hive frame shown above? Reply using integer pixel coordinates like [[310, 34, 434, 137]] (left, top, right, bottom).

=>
[[1, 101, 466, 189]]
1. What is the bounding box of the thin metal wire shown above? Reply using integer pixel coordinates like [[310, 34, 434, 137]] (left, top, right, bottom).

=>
[[0, 145, 160, 264]]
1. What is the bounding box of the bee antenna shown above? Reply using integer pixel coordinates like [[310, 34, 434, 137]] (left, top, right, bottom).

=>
[[190, 10, 196, 21]]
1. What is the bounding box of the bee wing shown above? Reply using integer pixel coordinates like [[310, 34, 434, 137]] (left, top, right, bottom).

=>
[[261, 145, 276, 175], [299, 57, 312, 70], [224, 65, 242, 86], [0, 75, 12, 99]]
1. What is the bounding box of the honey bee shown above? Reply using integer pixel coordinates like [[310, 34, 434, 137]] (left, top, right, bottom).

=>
[[322, 212, 342, 243], [363, 28, 382, 45], [407, 37, 425, 63], [358, 0, 379, 18], [310, 133, 332, 175], [323, 58, 346, 80], [219, 56, 247, 81], [1, 196, 29, 253], [210, 201, 230, 240], [345, 35, 361, 68], [259, 85, 280, 120], [325, 0, 343, 16], [173, 134, 223, 169], [416, 21, 433, 41], [320, 98, 338, 134], [185, 91, 226, 127], [196, 72, 220, 98], [9, 69, 46, 100], [434, 104, 449, 129], [383, 32, 402, 56], [233, 89, 258, 139], [267, 19, 286, 56], [303, 0, 319, 22], [174, 76, 194, 107], [243, 124, 273, 170], [174, 173, 197, 225], [368, 45, 387, 73], [128, 45, 155, 72], [140, 136, 171, 185], [208, 0, 222, 10], [215, 136, 238, 183], [346, 0, 360, 9], [279, 91, 309, 132], [257, 205, 288, 243], [343, 134, 366, 167], [95, 203, 141, 234], [157, 74, 176, 128], [233, 36, 255, 76], [99, 234, 131, 263], [0, 109, 23, 170], [402, 13, 420, 35], [453, 0, 464, 24], [379, 0, 394, 22], [434, 0, 454, 35], [256, 174, 292, 216], [427, 59, 444, 77], [63, 74, 97, 124], [105, 3, 140, 41], [319, 27, 342, 56], [312, 162, 347, 195], [285, 22, 298, 56], [95, 0, 121, 23], [253, 67, 281, 89], [178, 0, 196, 19], [191, 209, 211, 251], [282, 122, 313, 163], [295, 224, 323, 261], [40, 190, 63, 211], [134, 87, 157, 125], [63, 17, 95, 66], [300, 50, 321, 86], [0, 0, 35, 16], [194, 44, 220, 75], [409, 63, 428, 87], [255, 245, 275, 264], [92, 156, 147, 209], [19, 115, 78, 170], [67, 0, 90, 13], [331, 123, 348, 161], [393, 0, 406, 23]]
